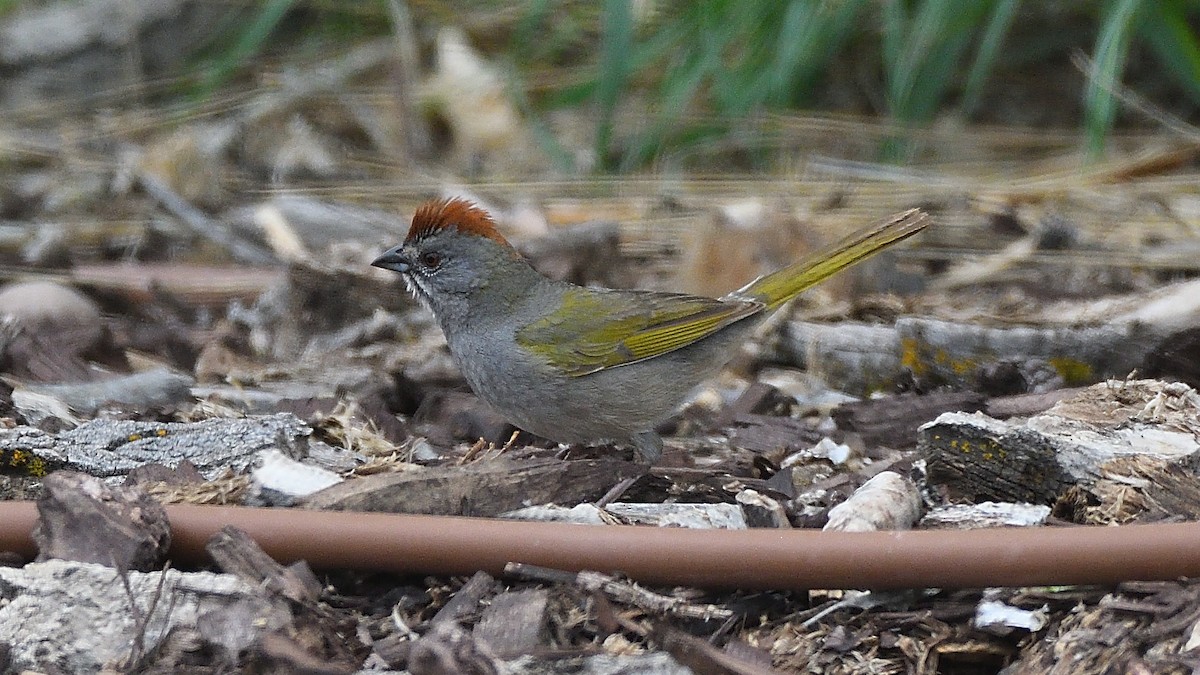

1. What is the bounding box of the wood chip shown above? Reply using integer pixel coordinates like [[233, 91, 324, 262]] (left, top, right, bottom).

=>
[[33, 470, 170, 572], [473, 589, 551, 658], [833, 390, 985, 448]]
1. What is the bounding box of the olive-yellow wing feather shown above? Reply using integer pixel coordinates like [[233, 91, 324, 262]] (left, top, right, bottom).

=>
[[516, 288, 763, 377]]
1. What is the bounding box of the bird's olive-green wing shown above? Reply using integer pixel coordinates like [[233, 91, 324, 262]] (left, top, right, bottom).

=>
[[516, 288, 763, 377]]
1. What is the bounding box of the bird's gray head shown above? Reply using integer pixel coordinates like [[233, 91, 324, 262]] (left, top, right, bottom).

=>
[[372, 198, 532, 325]]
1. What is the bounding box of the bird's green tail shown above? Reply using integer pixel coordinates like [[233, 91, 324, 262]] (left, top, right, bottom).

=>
[[735, 209, 930, 309]]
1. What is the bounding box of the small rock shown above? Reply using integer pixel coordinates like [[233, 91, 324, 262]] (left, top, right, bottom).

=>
[[0, 280, 116, 381], [0, 280, 101, 339]]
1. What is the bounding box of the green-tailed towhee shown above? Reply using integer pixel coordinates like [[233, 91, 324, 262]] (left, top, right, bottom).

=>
[[373, 198, 928, 462]]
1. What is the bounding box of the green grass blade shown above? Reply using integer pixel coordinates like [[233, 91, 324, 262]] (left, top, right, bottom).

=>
[[198, 0, 296, 97], [594, 0, 635, 168], [1141, 0, 1200, 103], [960, 0, 1020, 116], [1086, 0, 1143, 156]]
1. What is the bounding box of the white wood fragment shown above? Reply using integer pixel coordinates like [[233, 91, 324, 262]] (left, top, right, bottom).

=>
[[604, 503, 748, 530], [251, 449, 343, 498], [500, 503, 749, 529], [499, 503, 610, 525], [782, 437, 853, 468], [921, 502, 1051, 529], [824, 471, 921, 532], [1184, 619, 1200, 652], [974, 599, 1049, 634]]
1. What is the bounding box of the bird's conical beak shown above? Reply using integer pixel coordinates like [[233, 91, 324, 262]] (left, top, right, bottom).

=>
[[371, 246, 410, 273]]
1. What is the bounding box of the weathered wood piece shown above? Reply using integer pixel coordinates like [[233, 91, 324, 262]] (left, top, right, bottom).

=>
[[920, 502, 1051, 529], [920, 379, 1200, 504], [499, 503, 611, 524], [727, 414, 822, 455], [920, 411, 1071, 504], [780, 317, 1159, 394], [1082, 455, 1200, 524], [432, 571, 497, 626], [302, 458, 645, 517], [0, 413, 317, 479], [407, 622, 502, 675], [604, 503, 748, 529]]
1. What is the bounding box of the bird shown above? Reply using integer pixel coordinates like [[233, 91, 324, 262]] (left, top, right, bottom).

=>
[[373, 198, 928, 462]]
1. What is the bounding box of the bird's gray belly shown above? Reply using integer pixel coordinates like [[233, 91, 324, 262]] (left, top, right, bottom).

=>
[[446, 321, 753, 444]]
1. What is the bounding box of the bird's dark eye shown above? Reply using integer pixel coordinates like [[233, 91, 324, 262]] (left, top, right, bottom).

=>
[[420, 251, 442, 269]]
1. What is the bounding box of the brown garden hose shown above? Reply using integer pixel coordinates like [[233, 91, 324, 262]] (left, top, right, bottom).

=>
[[0, 500, 1198, 589]]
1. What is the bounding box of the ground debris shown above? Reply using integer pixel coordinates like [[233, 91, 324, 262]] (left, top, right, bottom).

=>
[[1005, 579, 1200, 674], [203, 526, 363, 673], [507, 563, 735, 623], [1071, 454, 1200, 525]]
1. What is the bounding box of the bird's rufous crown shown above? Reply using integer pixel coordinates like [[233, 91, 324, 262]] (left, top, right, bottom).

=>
[[406, 198, 512, 247]]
